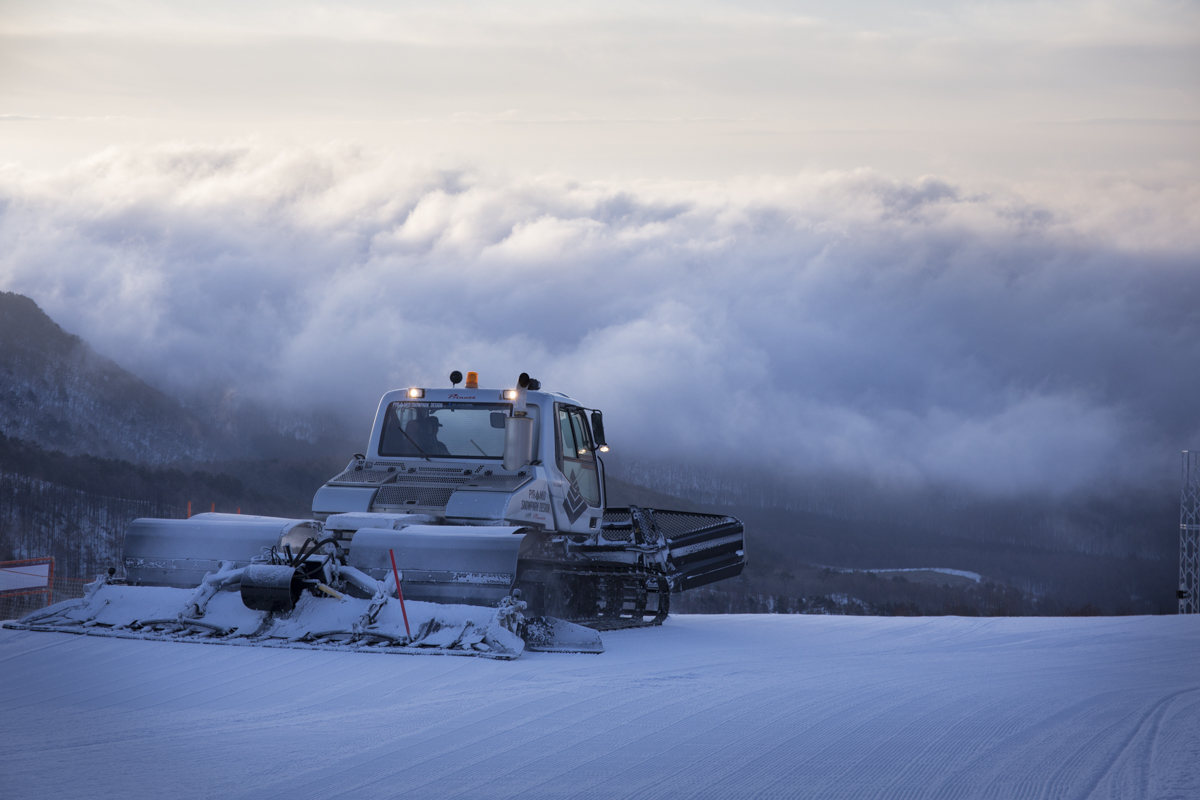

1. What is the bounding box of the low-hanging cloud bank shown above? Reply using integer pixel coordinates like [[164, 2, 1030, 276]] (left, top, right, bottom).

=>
[[1, 144, 1197, 495]]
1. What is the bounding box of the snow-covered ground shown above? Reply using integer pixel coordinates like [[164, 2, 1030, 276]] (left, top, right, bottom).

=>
[[2, 614, 1197, 799]]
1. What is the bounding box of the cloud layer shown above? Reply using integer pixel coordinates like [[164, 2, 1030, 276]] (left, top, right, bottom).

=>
[[1, 144, 1198, 494]]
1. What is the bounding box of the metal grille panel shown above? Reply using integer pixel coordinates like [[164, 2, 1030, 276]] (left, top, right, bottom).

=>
[[652, 512, 731, 539], [373, 485, 455, 508], [1181, 451, 1200, 614], [602, 508, 736, 540], [397, 474, 472, 485]]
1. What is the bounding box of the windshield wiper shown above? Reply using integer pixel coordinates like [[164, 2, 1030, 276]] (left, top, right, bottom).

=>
[[394, 425, 432, 462]]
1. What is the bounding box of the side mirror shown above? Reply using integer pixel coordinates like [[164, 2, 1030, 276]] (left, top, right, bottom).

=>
[[590, 410, 606, 448], [490, 412, 507, 429]]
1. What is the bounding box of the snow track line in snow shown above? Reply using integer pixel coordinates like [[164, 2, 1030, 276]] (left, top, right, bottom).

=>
[[1073, 686, 1200, 800]]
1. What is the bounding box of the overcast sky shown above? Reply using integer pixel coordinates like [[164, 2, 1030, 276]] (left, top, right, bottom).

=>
[[3, 0, 1197, 179], [1, 1, 1197, 495]]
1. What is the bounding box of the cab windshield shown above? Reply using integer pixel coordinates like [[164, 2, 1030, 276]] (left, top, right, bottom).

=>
[[378, 401, 532, 459]]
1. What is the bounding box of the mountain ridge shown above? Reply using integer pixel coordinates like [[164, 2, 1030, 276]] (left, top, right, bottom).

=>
[[0, 292, 356, 464], [0, 291, 214, 463]]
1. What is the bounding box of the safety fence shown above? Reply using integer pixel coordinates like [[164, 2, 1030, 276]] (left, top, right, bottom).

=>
[[0, 557, 92, 622]]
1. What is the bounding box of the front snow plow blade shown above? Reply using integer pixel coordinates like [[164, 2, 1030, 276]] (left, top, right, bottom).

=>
[[122, 515, 324, 588], [6, 511, 606, 659], [6, 572, 530, 659], [4, 574, 604, 659], [347, 525, 526, 606]]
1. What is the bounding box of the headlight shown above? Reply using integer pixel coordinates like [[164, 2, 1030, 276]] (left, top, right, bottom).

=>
[[503, 389, 519, 400], [407, 388, 425, 398]]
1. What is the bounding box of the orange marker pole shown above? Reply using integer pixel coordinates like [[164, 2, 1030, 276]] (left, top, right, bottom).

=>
[[388, 548, 412, 639], [187, 501, 191, 518], [211, 502, 215, 513]]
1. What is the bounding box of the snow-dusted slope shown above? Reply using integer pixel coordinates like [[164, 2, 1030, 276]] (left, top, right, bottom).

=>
[[1, 615, 1197, 799]]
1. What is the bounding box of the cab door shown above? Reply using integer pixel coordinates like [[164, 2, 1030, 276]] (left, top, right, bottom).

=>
[[554, 404, 603, 531]]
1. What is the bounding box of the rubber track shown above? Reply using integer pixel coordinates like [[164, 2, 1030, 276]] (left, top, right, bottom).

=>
[[521, 559, 670, 631]]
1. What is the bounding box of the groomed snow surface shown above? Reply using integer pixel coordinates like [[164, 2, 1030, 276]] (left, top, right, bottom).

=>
[[2, 615, 1198, 799]]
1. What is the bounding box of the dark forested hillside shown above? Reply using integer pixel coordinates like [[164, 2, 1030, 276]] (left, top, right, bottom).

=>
[[0, 433, 324, 577], [0, 292, 215, 463], [0, 292, 356, 465], [607, 462, 1179, 615]]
